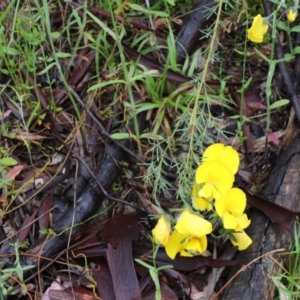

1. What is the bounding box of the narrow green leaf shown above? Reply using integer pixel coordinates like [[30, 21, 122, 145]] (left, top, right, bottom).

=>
[[0, 157, 17, 166], [110, 132, 131, 139], [151, 11, 169, 17], [86, 11, 116, 40], [135, 103, 161, 114], [269, 99, 290, 110], [88, 79, 127, 91], [51, 32, 60, 39], [134, 258, 153, 269], [3, 47, 19, 55], [237, 77, 252, 93], [129, 4, 148, 13], [37, 62, 56, 75], [291, 25, 300, 32], [55, 52, 72, 58], [254, 48, 270, 62]]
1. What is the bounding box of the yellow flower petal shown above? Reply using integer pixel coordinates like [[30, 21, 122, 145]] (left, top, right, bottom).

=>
[[165, 228, 209, 259], [248, 14, 269, 43], [192, 185, 213, 211], [287, 9, 297, 22], [230, 231, 252, 250], [203, 143, 224, 161], [165, 230, 189, 259], [185, 236, 207, 254], [235, 213, 251, 231], [168, 235, 208, 258], [175, 210, 212, 238], [215, 188, 250, 231], [180, 249, 193, 257], [196, 162, 234, 199], [152, 216, 171, 246], [223, 211, 238, 229], [199, 182, 216, 198], [203, 143, 240, 174], [214, 194, 226, 216], [215, 188, 246, 216]]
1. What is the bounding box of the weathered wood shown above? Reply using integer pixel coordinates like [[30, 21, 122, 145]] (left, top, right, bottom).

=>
[[175, 0, 215, 63], [221, 133, 300, 300]]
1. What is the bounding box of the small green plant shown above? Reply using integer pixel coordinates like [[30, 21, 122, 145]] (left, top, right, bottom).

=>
[[0, 149, 18, 189], [272, 223, 300, 299], [101, 107, 115, 120], [135, 244, 173, 300], [0, 241, 34, 299]]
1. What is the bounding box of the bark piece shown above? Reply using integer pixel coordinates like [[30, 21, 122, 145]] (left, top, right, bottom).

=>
[[221, 133, 300, 300], [102, 213, 142, 300], [91, 258, 115, 300], [175, 0, 215, 63]]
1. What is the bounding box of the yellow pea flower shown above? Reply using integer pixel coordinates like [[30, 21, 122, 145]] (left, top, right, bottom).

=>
[[215, 188, 251, 231], [152, 216, 171, 246], [202, 143, 240, 174], [164, 210, 212, 259], [192, 184, 213, 211], [230, 231, 252, 250], [175, 209, 212, 238], [248, 14, 269, 43], [184, 236, 208, 254], [165, 230, 209, 259], [287, 8, 297, 22], [165, 230, 189, 259], [195, 161, 234, 199]]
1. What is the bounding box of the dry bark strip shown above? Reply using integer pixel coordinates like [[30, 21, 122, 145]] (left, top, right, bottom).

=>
[[175, 0, 215, 63], [220, 133, 300, 300], [102, 214, 142, 300]]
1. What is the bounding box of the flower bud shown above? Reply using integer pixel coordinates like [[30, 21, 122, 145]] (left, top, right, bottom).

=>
[[287, 8, 297, 22]]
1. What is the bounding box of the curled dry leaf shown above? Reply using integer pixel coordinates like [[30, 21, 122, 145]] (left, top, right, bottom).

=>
[[245, 189, 299, 235], [5, 165, 24, 181]]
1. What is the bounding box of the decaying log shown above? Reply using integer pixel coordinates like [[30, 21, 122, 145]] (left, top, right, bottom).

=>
[[221, 133, 300, 300]]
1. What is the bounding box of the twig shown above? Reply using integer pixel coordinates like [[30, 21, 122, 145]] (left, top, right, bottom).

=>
[[52, 121, 147, 213], [67, 86, 145, 163], [211, 248, 286, 299]]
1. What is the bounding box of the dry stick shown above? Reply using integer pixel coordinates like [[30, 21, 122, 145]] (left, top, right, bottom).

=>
[[11, 231, 104, 295], [67, 85, 145, 164], [52, 132, 148, 213], [0, 206, 58, 250], [261, 0, 300, 125], [52, 87, 148, 212], [211, 248, 286, 300]]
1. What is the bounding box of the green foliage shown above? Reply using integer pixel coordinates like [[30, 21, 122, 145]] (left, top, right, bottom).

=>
[[0, 241, 34, 299], [0, 147, 17, 188], [135, 244, 173, 300], [272, 223, 300, 299]]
